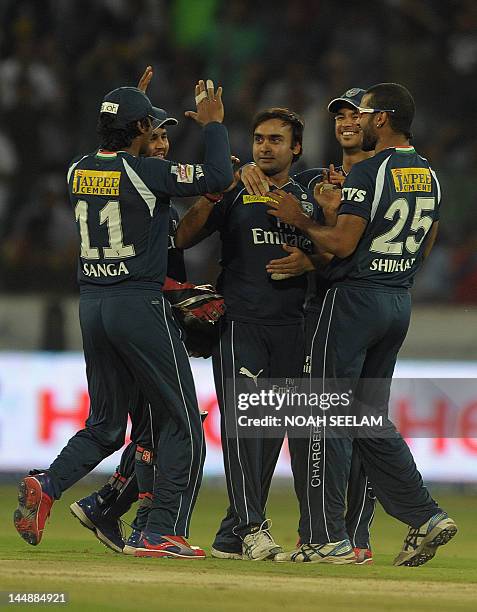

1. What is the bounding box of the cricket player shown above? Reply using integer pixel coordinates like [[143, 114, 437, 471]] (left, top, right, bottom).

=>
[[14, 80, 234, 559], [68, 105, 187, 554], [242, 88, 376, 563], [175, 108, 319, 560], [262, 82, 457, 566]]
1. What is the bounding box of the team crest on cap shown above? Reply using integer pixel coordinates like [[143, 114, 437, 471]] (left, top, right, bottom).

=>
[[101, 102, 119, 114], [344, 88, 360, 97]]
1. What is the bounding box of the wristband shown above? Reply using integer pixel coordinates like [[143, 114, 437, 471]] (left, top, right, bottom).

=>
[[204, 193, 223, 203]]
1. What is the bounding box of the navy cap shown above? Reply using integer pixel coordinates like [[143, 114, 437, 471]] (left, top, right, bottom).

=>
[[151, 106, 178, 130], [100, 87, 153, 128], [327, 88, 366, 113]]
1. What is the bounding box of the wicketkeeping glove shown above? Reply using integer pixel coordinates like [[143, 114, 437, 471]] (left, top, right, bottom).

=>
[[163, 277, 225, 358]]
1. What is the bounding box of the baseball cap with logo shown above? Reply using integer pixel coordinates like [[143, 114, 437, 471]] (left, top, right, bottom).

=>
[[327, 88, 366, 114], [151, 107, 178, 130], [100, 87, 154, 128]]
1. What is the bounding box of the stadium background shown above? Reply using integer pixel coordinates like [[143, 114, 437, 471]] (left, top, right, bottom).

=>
[[0, 0, 476, 484]]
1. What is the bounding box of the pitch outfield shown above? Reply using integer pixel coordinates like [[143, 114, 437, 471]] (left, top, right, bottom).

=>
[[0, 483, 475, 612]]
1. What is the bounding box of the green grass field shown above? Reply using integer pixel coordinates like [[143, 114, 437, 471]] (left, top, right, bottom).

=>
[[0, 481, 475, 611]]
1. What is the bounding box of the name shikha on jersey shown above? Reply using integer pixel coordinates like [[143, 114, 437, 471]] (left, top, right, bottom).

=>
[[369, 257, 416, 273]]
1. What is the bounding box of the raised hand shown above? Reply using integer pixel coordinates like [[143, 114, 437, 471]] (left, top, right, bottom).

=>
[[185, 80, 224, 126], [328, 163, 345, 187], [137, 66, 153, 93]]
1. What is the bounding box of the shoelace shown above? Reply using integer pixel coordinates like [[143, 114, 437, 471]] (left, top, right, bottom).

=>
[[404, 527, 426, 550], [248, 519, 277, 545]]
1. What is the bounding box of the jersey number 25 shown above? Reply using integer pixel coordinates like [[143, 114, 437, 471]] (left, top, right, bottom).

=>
[[370, 196, 435, 256]]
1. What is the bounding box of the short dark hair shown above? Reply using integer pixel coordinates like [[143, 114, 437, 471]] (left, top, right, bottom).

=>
[[366, 83, 415, 139], [252, 107, 304, 163], [97, 114, 151, 150]]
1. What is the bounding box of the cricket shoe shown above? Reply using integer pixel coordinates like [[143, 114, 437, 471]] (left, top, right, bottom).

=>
[[393, 512, 457, 567], [211, 542, 243, 560], [14, 472, 55, 546], [275, 539, 356, 564], [122, 528, 142, 555], [354, 547, 373, 565], [70, 493, 124, 553], [133, 532, 206, 559], [242, 520, 283, 561]]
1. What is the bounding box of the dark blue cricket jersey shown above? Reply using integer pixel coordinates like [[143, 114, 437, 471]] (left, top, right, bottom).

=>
[[206, 179, 318, 324], [167, 206, 186, 282], [67, 122, 232, 290], [294, 167, 327, 192], [294, 167, 336, 313], [328, 146, 441, 288]]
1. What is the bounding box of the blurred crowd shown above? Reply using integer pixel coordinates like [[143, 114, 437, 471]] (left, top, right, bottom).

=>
[[0, 0, 476, 302]]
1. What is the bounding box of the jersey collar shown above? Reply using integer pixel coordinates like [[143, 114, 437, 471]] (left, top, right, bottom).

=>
[[95, 149, 127, 159], [394, 145, 415, 153]]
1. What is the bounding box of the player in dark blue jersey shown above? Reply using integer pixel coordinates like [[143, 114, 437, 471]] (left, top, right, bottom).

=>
[[68, 105, 196, 553], [242, 88, 377, 563], [176, 108, 318, 560], [14, 80, 234, 559], [264, 83, 457, 566]]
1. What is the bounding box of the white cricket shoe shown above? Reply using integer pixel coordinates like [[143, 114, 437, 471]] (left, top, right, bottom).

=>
[[393, 512, 457, 567], [242, 520, 282, 561], [275, 538, 356, 564]]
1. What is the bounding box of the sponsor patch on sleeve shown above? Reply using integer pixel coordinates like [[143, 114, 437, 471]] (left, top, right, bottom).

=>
[[391, 168, 431, 192], [172, 164, 195, 183], [341, 187, 367, 202]]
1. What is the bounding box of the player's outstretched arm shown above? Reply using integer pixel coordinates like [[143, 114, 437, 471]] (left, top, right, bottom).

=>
[[145, 79, 233, 196], [265, 190, 366, 258], [175, 197, 216, 249]]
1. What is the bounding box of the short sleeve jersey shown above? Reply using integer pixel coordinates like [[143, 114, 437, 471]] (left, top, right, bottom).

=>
[[327, 146, 441, 288], [67, 123, 232, 289], [206, 180, 318, 324]]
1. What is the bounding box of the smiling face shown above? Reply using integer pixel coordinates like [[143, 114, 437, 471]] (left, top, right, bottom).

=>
[[252, 118, 301, 177], [334, 104, 363, 152], [148, 127, 170, 159]]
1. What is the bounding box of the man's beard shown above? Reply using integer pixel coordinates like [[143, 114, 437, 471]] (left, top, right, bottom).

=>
[[362, 128, 377, 152]]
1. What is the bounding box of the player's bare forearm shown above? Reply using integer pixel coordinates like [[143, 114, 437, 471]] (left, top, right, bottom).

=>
[[310, 252, 334, 267], [299, 215, 367, 258], [175, 197, 215, 249], [422, 220, 439, 260], [266, 191, 366, 258]]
